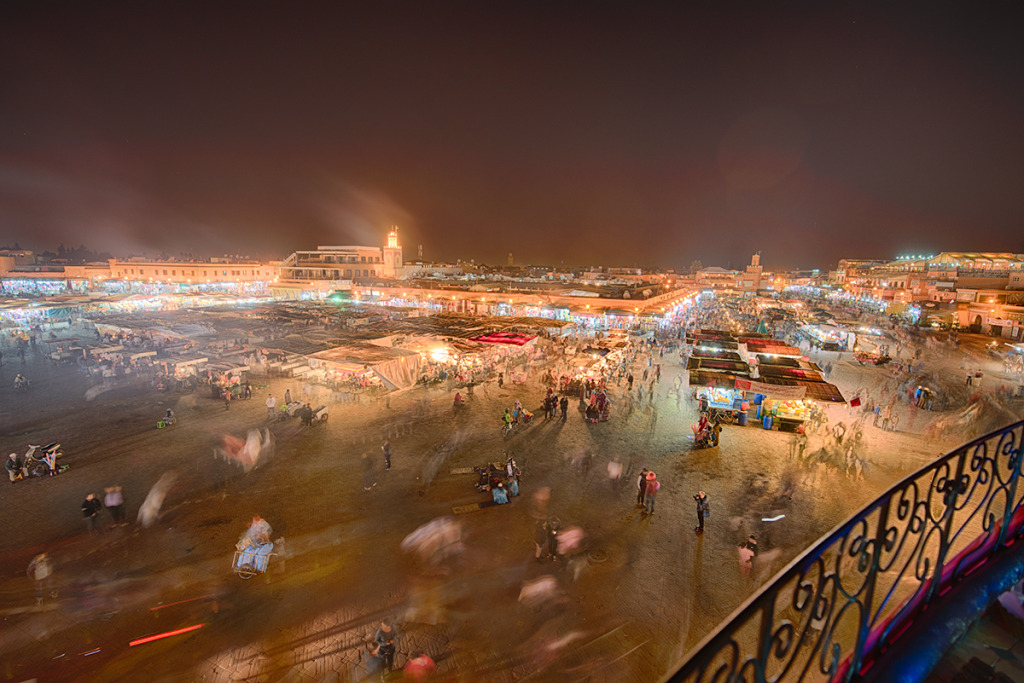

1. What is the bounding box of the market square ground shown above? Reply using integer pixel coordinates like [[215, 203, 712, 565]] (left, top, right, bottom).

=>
[[0, 315, 1015, 682]]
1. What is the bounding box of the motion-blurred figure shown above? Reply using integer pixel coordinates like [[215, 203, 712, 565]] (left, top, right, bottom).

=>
[[27, 553, 53, 604], [401, 517, 463, 574], [137, 471, 178, 528], [215, 429, 273, 472], [518, 574, 562, 609]]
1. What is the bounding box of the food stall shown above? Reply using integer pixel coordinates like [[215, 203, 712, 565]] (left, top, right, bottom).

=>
[[759, 398, 813, 430], [692, 384, 750, 424], [735, 377, 846, 432], [161, 356, 209, 378], [799, 323, 854, 352]]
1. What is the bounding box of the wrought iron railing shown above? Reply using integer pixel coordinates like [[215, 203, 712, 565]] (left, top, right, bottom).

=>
[[671, 419, 1024, 683]]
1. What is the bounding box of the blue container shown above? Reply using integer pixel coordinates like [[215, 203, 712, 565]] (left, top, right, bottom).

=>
[[738, 411, 749, 426], [753, 393, 765, 405], [763, 415, 773, 430]]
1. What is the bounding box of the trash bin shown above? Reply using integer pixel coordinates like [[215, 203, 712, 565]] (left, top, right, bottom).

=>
[[738, 411, 749, 426], [763, 415, 773, 430]]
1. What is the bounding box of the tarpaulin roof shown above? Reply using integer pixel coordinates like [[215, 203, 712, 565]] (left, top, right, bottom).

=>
[[471, 332, 537, 345], [690, 349, 744, 363], [687, 357, 750, 374], [772, 379, 845, 403], [755, 354, 800, 368], [309, 343, 420, 366], [308, 342, 422, 389], [690, 370, 846, 403], [757, 365, 825, 382]]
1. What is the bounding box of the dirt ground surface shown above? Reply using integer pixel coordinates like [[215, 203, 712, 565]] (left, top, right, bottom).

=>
[[0, 319, 1018, 682]]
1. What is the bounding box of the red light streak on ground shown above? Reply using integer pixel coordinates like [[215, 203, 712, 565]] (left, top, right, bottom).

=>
[[149, 594, 215, 611], [129, 623, 206, 647]]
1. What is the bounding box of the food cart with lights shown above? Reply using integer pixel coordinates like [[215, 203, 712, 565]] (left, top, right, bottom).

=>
[[692, 383, 750, 424]]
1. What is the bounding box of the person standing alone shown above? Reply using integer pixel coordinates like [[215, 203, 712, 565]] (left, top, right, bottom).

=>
[[695, 490, 710, 534], [266, 394, 276, 420], [382, 440, 392, 471]]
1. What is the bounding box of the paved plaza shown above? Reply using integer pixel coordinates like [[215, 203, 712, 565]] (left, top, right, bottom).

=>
[[0, 318, 1009, 681]]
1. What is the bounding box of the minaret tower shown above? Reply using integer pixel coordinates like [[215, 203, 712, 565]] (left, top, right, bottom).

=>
[[382, 226, 404, 278]]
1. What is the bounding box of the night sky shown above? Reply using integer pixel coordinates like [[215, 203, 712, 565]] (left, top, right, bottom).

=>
[[2, 3, 1023, 270]]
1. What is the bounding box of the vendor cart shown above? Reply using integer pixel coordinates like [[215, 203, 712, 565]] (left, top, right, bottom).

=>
[[233, 540, 275, 579]]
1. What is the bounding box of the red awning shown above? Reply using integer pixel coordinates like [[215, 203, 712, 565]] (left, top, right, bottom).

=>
[[470, 332, 537, 346]]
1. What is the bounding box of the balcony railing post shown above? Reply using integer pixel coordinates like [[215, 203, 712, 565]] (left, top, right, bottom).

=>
[[846, 496, 890, 680], [995, 432, 1024, 549], [926, 449, 969, 604]]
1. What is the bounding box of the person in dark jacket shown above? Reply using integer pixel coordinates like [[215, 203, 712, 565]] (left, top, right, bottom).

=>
[[375, 619, 399, 672], [82, 493, 102, 534], [636, 468, 649, 507], [695, 490, 710, 533]]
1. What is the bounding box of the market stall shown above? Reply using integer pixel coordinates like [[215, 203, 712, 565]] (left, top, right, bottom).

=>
[[307, 343, 421, 391], [799, 323, 854, 352], [734, 377, 846, 432], [758, 398, 813, 431], [161, 356, 209, 378], [691, 383, 750, 424]]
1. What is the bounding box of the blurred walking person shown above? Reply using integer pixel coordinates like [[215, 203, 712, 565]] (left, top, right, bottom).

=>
[[27, 553, 53, 605], [137, 472, 178, 528], [534, 520, 549, 561], [104, 485, 126, 526], [607, 456, 622, 489], [362, 453, 377, 491]]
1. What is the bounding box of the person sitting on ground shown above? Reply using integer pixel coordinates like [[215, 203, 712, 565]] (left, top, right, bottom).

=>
[[453, 391, 463, 405], [492, 482, 509, 504], [163, 409, 176, 425], [6, 453, 22, 483], [507, 477, 520, 497]]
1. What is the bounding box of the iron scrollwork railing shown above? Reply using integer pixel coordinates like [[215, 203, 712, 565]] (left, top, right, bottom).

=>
[[672, 419, 1024, 683]]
